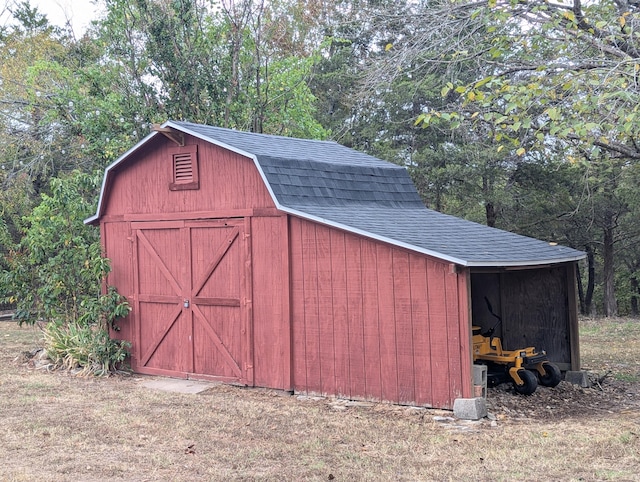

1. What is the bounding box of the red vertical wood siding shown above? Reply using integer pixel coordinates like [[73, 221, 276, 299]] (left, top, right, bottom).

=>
[[290, 219, 307, 393], [393, 251, 415, 404], [426, 259, 451, 408], [330, 230, 350, 398], [301, 222, 322, 394], [361, 240, 382, 401], [376, 245, 399, 403], [316, 225, 336, 396], [103, 222, 134, 345], [409, 254, 432, 404], [345, 236, 366, 399], [290, 217, 471, 408], [251, 215, 291, 390], [102, 135, 274, 217]]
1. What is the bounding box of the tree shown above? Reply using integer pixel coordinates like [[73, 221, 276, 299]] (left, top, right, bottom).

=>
[[0, 171, 130, 374], [0, 2, 67, 188], [612, 160, 640, 314], [96, 0, 327, 138], [362, 0, 640, 316]]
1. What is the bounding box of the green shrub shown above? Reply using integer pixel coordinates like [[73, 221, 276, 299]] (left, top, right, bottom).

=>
[[0, 171, 130, 375]]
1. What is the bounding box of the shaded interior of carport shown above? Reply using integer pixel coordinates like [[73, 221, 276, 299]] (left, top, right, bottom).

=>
[[469, 263, 579, 371]]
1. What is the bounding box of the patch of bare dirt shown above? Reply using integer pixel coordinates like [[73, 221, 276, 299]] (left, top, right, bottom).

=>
[[486, 377, 640, 420]]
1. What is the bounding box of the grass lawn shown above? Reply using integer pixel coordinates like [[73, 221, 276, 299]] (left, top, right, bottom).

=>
[[0, 319, 639, 481]]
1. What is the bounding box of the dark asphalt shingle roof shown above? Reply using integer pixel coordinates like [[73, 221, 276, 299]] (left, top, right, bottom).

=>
[[89, 121, 585, 267]]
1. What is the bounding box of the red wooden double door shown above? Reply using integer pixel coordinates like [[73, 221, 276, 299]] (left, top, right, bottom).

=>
[[131, 219, 253, 384]]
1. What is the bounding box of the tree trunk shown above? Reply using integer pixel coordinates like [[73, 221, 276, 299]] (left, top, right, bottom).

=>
[[602, 211, 618, 317], [225, 27, 241, 128], [577, 246, 596, 316], [485, 201, 497, 228], [576, 261, 585, 314], [630, 276, 639, 316], [251, 1, 265, 133], [584, 245, 595, 316], [482, 174, 497, 227]]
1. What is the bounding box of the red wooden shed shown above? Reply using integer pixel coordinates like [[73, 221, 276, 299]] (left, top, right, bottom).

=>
[[87, 121, 585, 409]]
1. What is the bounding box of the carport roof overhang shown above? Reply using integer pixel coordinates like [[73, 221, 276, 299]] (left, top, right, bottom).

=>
[[277, 205, 586, 268]]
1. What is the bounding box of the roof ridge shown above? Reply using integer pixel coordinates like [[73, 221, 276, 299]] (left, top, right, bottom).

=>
[[168, 120, 341, 146], [256, 153, 406, 169]]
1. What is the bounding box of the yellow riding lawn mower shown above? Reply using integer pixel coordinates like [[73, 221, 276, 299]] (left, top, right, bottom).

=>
[[473, 297, 562, 395]]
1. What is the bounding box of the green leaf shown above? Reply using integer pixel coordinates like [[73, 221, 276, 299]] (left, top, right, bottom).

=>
[[474, 76, 493, 88], [547, 107, 560, 121], [505, 102, 518, 114]]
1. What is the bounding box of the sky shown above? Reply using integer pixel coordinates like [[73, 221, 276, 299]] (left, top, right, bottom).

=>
[[1, 0, 103, 37]]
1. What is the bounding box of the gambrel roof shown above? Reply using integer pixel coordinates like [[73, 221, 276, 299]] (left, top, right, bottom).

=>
[[88, 120, 585, 267]]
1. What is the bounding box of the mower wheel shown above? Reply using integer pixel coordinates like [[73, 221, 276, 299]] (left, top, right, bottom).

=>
[[538, 363, 562, 388], [513, 369, 537, 395]]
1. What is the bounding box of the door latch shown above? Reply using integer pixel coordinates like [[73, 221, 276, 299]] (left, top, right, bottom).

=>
[[183, 299, 190, 308]]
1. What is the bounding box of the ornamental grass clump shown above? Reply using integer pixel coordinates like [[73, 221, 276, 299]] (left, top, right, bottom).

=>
[[44, 321, 130, 376]]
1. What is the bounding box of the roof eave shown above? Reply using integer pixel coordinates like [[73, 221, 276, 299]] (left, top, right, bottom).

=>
[[84, 131, 161, 225], [164, 120, 259, 162], [464, 253, 587, 268], [86, 121, 285, 226], [276, 206, 586, 268]]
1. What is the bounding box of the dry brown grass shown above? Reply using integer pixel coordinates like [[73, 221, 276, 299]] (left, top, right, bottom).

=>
[[1, 320, 639, 481], [580, 318, 640, 383]]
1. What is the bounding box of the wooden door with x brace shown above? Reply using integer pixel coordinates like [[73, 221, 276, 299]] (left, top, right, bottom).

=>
[[131, 219, 253, 385]]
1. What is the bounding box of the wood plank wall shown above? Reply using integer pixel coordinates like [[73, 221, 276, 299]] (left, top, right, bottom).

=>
[[97, 135, 475, 407], [103, 221, 135, 347], [102, 136, 274, 217], [289, 217, 471, 408], [501, 267, 571, 366], [250, 215, 292, 390], [470, 267, 574, 369]]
